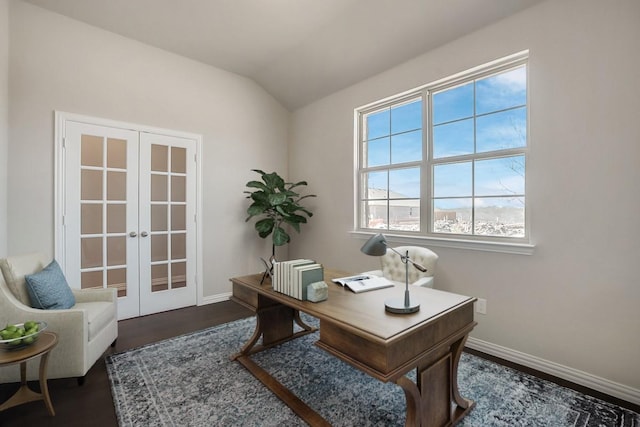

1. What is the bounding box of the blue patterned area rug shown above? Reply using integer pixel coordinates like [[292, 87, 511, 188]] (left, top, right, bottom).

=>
[[106, 316, 638, 426]]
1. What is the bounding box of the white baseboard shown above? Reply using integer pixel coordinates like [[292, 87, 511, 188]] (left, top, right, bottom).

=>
[[199, 292, 232, 305], [466, 337, 640, 405]]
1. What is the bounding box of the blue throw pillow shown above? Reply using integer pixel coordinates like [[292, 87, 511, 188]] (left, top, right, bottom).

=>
[[25, 260, 76, 310]]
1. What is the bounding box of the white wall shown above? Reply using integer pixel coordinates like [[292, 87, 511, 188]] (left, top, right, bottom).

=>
[[0, 0, 8, 257], [7, 0, 289, 297], [289, 0, 640, 398]]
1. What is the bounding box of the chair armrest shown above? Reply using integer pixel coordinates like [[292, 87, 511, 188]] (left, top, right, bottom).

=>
[[72, 287, 117, 303], [411, 276, 434, 288], [1, 291, 88, 362], [1, 303, 86, 325]]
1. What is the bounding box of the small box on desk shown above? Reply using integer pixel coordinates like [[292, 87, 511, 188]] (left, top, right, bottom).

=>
[[306, 281, 328, 302]]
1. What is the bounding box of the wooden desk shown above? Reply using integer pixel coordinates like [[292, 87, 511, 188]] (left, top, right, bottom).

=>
[[0, 331, 58, 416], [230, 270, 476, 427]]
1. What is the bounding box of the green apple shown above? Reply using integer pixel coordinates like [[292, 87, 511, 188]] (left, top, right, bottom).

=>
[[24, 321, 38, 330]]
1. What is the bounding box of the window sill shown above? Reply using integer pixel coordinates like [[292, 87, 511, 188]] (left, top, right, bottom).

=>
[[350, 231, 535, 255]]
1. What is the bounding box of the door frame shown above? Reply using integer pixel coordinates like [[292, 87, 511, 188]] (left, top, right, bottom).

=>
[[54, 111, 204, 310]]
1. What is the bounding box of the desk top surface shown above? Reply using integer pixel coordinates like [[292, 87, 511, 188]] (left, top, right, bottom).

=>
[[231, 269, 474, 343]]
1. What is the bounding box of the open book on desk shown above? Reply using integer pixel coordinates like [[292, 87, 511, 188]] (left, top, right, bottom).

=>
[[331, 275, 394, 293]]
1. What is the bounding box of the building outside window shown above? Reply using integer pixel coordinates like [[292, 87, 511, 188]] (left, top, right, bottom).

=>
[[357, 52, 528, 243]]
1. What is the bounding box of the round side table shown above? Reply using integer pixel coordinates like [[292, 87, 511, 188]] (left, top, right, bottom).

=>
[[0, 331, 58, 416]]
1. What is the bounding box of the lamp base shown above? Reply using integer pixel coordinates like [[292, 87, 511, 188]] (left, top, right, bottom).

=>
[[384, 297, 420, 314]]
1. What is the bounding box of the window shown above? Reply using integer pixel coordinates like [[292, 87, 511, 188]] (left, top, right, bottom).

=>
[[357, 53, 528, 243]]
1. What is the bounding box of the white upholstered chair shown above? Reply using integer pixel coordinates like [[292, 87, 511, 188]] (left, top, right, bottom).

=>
[[0, 253, 118, 384], [363, 245, 438, 288]]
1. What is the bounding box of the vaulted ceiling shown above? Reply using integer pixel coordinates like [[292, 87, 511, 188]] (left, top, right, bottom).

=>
[[22, 0, 544, 110]]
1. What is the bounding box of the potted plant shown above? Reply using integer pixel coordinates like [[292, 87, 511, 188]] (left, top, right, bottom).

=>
[[244, 169, 316, 264]]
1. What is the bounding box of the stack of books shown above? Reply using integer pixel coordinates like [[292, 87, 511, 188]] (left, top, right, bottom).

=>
[[272, 259, 324, 300]]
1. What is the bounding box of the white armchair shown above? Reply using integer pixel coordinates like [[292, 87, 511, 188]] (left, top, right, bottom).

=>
[[0, 253, 118, 384], [364, 245, 438, 288]]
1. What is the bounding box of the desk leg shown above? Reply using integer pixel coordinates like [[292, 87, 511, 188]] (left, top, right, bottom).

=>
[[396, 334, 475, 427], [20, 361, 27, 384], [397, 377, 422, 427], [293, 309, 315, 333], [39, 350, 55, 416], [231, 305, 317, 360], [0, 361, 51, 414], [450, 335, 474, 421]]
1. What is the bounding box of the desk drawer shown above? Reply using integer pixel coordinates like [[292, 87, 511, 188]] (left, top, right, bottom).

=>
[[231, 282, 282, 311]]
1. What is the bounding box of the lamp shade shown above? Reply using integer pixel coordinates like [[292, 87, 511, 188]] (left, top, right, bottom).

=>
[[360, 233, 388, 256]]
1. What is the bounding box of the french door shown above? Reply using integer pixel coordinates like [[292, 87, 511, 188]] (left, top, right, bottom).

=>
[[138, 132, 196, 316], [59, 118, 198, 319]]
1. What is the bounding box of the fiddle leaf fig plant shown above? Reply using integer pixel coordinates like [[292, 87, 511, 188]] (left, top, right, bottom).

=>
[[244, 169, 316, 255]]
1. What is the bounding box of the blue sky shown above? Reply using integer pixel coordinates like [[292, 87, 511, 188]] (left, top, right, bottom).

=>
[[363, 65, 527, 207]]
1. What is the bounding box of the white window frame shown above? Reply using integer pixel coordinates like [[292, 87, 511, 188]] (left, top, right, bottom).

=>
[[353, 51, 534, 255]]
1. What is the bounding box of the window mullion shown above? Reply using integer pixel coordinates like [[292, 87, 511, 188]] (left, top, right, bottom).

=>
[[423, 89, 431, 234], [431, 148, 526, 165], [471, 160, 476, 236], [472, 78, 477, 236]]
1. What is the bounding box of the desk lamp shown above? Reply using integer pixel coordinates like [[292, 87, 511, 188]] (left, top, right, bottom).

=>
[[360, 233, 426, 314]]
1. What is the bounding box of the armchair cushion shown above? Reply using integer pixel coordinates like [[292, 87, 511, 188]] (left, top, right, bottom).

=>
[[74, 301, 116, 341], [25, 259, 76, 310]]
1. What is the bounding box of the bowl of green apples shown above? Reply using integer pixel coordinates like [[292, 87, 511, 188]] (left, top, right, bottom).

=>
[[0, 321, 47, 350]]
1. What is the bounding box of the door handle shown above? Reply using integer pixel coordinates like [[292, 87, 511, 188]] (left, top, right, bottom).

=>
[[129, 231, 137, 238], [140, 231, 149, 237]]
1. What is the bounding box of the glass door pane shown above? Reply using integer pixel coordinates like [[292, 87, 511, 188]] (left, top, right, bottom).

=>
[[79, 135, 133, 298], [147, 144, 188, 293]]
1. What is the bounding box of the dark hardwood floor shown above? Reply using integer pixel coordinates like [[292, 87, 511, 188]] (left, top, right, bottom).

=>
[[0, 301, 253, 427], [1, 301, 637, 426]]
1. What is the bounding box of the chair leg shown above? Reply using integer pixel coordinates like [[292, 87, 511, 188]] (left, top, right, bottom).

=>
[[110, 339, 117, 348], [77, 376, 85, 386]]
